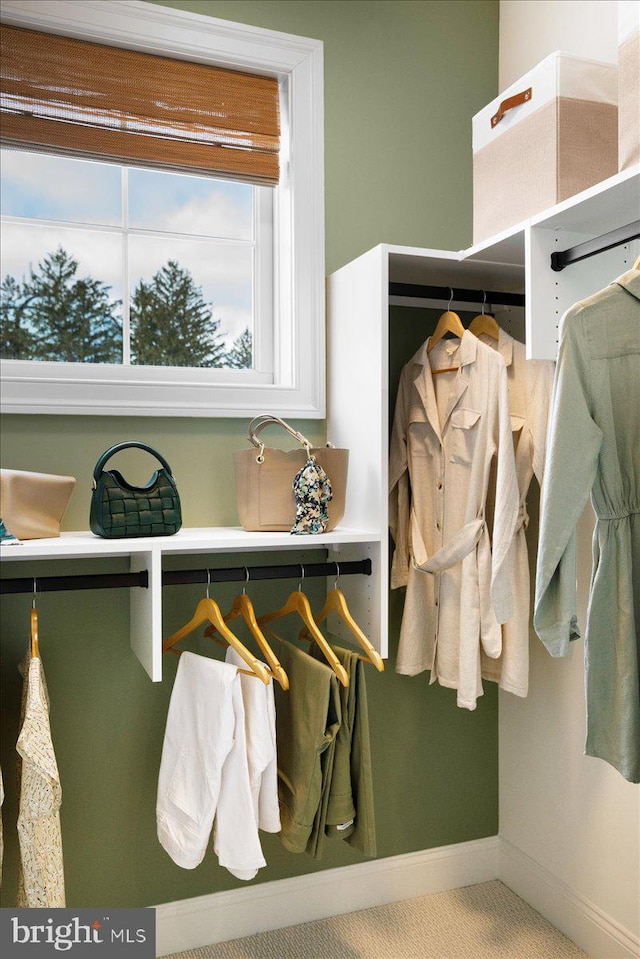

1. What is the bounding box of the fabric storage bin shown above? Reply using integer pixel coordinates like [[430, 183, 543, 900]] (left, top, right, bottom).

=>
[[473, 51, 618, 244], [618, 0, 640, 170]]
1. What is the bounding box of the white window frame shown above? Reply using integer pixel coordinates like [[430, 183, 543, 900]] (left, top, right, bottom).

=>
[[0, 0, 326, 418]]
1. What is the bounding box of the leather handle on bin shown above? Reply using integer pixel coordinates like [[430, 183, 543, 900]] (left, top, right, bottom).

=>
[[491, 87, 532, 128]]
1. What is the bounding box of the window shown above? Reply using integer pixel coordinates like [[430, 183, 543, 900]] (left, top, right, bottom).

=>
[[2, 150, 272, 374], [0, 0, 325, 417]]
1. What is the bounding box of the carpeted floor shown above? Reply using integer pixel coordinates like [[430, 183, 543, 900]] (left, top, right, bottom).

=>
[[165, 880, 587, 959]]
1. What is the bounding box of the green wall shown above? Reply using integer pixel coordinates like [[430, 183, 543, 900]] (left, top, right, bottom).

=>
[[0, 0, 500, 909]]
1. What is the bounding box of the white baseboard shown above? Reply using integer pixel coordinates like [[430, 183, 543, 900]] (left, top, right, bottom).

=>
[[499, 838, 640, 959], [155, 836, 499, 957]]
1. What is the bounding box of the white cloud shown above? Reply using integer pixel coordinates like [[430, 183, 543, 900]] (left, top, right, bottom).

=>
[[212, 303, 253, 344], [1, 150, 120, 224], [151, 191, 253, 241], [130, 235, 252, 307], [1, 223, 123, 299]]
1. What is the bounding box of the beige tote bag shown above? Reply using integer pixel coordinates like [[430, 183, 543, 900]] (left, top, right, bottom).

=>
[[233, 415, 348, 532]]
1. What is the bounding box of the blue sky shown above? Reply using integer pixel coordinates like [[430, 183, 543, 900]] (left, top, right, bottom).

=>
[[0, 149, 255, 349]]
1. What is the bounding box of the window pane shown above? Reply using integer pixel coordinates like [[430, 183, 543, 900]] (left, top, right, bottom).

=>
[[129, 235, 253, 368], [128, 168, 253, 240], [0, 222, 123, 363], [0, 149, 122, 226]]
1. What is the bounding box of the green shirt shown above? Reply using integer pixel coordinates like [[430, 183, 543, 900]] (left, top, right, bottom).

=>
[[534, 269, 640, 783]]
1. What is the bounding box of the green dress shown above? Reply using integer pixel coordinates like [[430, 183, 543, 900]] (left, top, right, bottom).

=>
[[534, 269, 640, 783]]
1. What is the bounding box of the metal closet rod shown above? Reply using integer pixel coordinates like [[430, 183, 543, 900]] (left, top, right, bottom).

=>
[[0, 559, 373, 596], [550, 219, 640, 272], [389, 282, 525, 307]]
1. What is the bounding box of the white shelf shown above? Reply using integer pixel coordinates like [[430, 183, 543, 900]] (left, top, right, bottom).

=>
[[531, 164, 639, 235], [0, 525, 382, 682], [387, 244, 525, 293], [0, 526, 381, 562]]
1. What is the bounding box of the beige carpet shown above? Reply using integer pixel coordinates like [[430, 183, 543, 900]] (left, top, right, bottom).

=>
[[166, 880, 587, 959]]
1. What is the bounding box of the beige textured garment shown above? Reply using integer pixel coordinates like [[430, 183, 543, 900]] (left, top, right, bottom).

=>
[[479, 329, 555, 698], [16, 654, 65, 907], [390, 332, 520, 709]]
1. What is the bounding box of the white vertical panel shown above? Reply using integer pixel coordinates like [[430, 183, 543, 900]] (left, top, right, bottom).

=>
[[327, 245, 388, 655], [528, 225, 640, 360], [130, 548, 162, 681], [327, 245, 388, 531]]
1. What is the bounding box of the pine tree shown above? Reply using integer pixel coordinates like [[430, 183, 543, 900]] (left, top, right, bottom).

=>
[[8, 247, 122, 363], [130, 260, 225, 368], [0, 274, 36, 359], [224, 326, 253, 369]]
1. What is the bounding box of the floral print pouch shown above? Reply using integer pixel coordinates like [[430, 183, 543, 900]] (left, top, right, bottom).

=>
[[291, 455, 333, 534]]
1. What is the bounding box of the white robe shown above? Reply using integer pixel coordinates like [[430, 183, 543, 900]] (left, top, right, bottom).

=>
[[389, 331, 519, 709]]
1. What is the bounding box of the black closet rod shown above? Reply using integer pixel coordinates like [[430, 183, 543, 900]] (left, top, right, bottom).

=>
[[550, 219, 640, 272], [0, 559, 373, 596], [389, 282, 525, 307]]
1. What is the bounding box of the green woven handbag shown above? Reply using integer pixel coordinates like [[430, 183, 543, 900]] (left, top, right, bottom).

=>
[[90, 441, 182, 539]]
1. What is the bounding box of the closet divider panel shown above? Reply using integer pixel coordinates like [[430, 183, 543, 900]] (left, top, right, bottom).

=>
[[327, 245, 388, 656], [527, 165, 640, 360], [130, 548, 162, 682]]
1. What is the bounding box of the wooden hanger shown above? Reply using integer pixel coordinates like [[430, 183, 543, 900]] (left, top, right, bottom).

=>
[[468, 294, 500, 340], [204, 572, 289, 690], [633, 254, 640, 270], [30, 579, 39, 658], [427, 288, 466, 374], [300, 570, 384, 671], [257, 569, 349, 687], [163, 573, 270, 684]]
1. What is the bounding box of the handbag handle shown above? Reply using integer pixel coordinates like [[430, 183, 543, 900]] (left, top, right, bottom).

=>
[[248, 415, 312, 452], [490, 86, 532, 128], [93, 441, 175, 483]]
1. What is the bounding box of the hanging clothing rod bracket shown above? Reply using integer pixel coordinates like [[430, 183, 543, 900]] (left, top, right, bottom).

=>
[[389, 282, 525, 307], [550, 219, 640, 272], [0, 559, 372, 595]]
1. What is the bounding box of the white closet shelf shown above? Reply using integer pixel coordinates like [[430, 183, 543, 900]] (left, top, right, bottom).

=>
[[0, 525, 381, 562], [0, 525, 383, 682]]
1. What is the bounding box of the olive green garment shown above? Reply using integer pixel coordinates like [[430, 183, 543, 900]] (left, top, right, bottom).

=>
[[308, 641, 377, 860], [272, 638, 341, 854], [534, 269, 640, 784]]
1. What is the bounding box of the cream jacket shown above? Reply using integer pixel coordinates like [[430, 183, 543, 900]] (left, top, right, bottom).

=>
[[390, 331, 520, 709], [479, 329, 555, 698]]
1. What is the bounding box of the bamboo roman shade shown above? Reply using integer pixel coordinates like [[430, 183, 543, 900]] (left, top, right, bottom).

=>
[[0, 25, 281, 185]]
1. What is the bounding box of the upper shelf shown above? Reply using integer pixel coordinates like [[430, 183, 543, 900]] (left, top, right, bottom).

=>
[[0, 526, 382, 562], [387, 165, 639, 285], [530, 164, 639, 235]]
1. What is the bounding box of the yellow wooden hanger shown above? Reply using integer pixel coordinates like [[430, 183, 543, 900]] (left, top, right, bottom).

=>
[[204, 569, 289, 690], [30, 578, 39, 659], [428, 288, 466, 374], [633, 253, 640, 270], [300, 565, 384, 671], [257, 566, 349, 687], [163, 570, 270, 684], [468, 292, 500, 341]]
